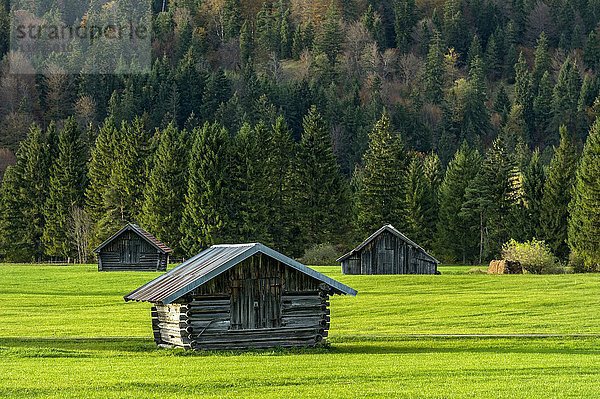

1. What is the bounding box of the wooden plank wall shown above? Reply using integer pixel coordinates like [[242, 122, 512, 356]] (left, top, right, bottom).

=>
[[153, 253, 331, 350], [342, 231, 437, 275], [98, 230, 167, 271]]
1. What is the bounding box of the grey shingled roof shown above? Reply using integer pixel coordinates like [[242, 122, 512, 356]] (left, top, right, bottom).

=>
[[124, 243, 357, 304], [337, 224, 440, 264], [94, 223, 173, 254]]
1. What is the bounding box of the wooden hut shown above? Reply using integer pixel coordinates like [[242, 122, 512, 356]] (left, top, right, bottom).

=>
[[338, 224, 439, 275], [124, 243, 357, 350], [94, 223, 172, 272]]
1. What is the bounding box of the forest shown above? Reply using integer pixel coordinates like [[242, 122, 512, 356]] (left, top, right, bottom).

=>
[[0, 0, 598, 269]]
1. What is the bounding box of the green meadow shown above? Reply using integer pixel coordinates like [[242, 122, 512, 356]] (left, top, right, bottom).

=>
[[0, 264, 599, 398]]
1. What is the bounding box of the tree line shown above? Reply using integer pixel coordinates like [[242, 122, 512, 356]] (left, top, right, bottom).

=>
[[0, 105, 598, 270], [0, 0, 599, 268]]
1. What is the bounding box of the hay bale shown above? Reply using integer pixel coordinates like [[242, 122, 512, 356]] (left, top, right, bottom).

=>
[[488, 260, 523, 274]]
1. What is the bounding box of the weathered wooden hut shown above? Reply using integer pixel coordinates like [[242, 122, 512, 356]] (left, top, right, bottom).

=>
[[94, 223, 172, 272], [124, 243, 357, 350], [338, 224, 440, 275]]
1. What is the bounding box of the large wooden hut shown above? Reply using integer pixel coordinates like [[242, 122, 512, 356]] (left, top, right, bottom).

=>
[[94, 223, 172, 272], [124, 243, 357, 350], [338, 224, 439, 275]]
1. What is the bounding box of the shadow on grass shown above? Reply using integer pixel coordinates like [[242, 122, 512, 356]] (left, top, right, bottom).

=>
[[1, 335, 600, 358]]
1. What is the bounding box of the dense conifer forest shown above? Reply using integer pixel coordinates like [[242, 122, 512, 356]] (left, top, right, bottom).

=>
[[0, 0, 598, 269]]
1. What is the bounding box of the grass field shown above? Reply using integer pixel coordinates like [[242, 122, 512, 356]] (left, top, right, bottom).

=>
[[1, 264, 599, 398]]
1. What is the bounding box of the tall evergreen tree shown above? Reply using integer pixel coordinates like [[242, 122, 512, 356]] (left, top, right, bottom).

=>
[[0, 125, 51, 261], [461, 137, 518, 262], [139, 124, 188, 254], [436, 142, 481, 263], [96, 118, 150, 241], [314, 3, 343, 65], [180, 122, 230, 255], [424, 31, 445, 104], [540, 126, 579, 259], [356, 110, 407, 235], [43, 118, 87, 260], [405, 155, 437, 249], [523, 148, 545, 240], [393, 0, 417, 52], [532, 32, 551, 91], [533, 71, 554, 145], [568, 118, 600, 271], [514, 52, 534, 134], [296, 106, 350, 247], [552, 57, 582, 139]]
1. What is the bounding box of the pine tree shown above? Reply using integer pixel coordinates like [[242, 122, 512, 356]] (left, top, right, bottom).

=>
[[180, 122, 230, 255], [43, 118, 87, 260], [540, 126, 579, 259], [568, 118, 600, 271], [296, 106, 350, 247], [405, 156, 437, 249], [467, 35, 483, 68], [0, 125, 51, 261], [96, 118, 150, 241], [436, 142, 481, 263], [394, 0, 417, 53], [532, 32, 551, 91], [514, 52, 534, 133], [461, 137, 517, 262], [494, 84, 512, 124], [240, 20, 254, 66], [533, 71, 554, 145], [86, 117, 117, 246], [356, 110, 407, 235], [222, 0, 242, 40], [485, 34, 500, 80], [523, 148, 545, 240], [424, 31, 445, 104], [584, 29, 600, 71], [462, 56, 490, 144], [139, 123, 188, 254], [552, 57, 582, 139], [314, 3, 343, 65]]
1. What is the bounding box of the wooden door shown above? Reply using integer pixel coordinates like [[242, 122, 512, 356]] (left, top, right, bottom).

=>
[[230, 277, 282, 330]]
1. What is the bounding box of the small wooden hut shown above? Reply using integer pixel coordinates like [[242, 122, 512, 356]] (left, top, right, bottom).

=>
[[124, 243, 357, 350], [94, 224, 172, 272], [338, 224, 439, 275]]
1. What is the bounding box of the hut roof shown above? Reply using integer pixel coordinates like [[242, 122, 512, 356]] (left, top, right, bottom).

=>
[[124, 243, 357, 304], [93, 223, 173, 254], [337, 224, 440, 264]]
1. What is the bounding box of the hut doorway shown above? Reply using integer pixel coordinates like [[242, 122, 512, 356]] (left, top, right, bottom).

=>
[[230, 277, 282, 330]]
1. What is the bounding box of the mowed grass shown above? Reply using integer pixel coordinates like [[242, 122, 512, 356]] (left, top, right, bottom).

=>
[[0, 264, 599, 398]]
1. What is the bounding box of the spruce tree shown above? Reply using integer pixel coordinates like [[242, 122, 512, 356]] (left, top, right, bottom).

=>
[[532, 32, 551, 91], [485, 34, 500, 80], [96, 118, 150, 241], [405, 156, 437, 249], [494, 84, 511, 124], [424, 31, 445, 104], [461, 137, 518, 262], [523, 149, 545, 240], [296, 106, 350, 247], [568, 118, 600, 271], [180, 122, 230, 255], [552, 57, 582, 139], [86, 117, 117, 246], [436, 143, 481, 263], [533, 71, 554, 145], [540, 126, 579, 259], [356, 110, 407, 235], [139, 123, 188, 254], [314, 3, 343, 65], [43, 118, 87, 260], [394, 0, 417, 53], [514, 52, 534, 133], [0, 125, 51, 261], [584, 29, 600, 71]]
